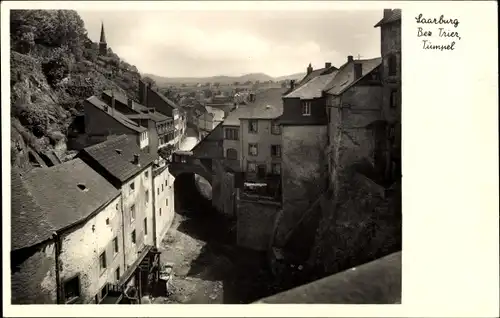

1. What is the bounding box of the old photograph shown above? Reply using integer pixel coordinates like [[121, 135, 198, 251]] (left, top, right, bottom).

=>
[[9, 7, 402, 305]]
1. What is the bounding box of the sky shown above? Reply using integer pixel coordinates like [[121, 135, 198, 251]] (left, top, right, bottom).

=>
[[78, 10, 382, 78]]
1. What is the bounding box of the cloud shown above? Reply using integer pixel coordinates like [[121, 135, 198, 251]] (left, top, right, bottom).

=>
[[78, 10, 382, 77]]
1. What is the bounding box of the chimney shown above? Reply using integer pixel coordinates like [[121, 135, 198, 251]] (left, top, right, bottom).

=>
[[290, 80, 295, 90], [354, 62, 363, 80], [128, 98, 134, 109], [325, 62, 332, 69], [347, 55, 354, 63], [133, 154, 140, 165], [384, 9, 392, 18], [307, 63, 313, 75]]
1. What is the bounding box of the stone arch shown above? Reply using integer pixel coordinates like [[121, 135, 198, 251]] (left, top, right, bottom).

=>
[[226, 148, 238, 160]]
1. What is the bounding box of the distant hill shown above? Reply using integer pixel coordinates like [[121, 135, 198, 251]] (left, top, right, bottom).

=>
[[143, 71, 306, 86]]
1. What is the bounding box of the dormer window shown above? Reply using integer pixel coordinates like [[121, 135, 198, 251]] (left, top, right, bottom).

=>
[[302, 102, 311, 116]]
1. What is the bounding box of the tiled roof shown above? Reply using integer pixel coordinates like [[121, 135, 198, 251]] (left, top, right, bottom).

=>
[[86, 96, 147, 133], [11, 168, 51, 250], [374, 9, 402, 27], [284, 73, 337, 99], [239, 88, 287, 119], [325, 57, 382, 95], [296, 65, 337, 88], [79, 135, 155, 183], [222, 105, 250, 126], [11, 160, 120, 250], [102, 91, 171, 123]]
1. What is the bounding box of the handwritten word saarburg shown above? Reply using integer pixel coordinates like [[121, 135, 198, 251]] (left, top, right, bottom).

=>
[[415, 14, 459, 28]]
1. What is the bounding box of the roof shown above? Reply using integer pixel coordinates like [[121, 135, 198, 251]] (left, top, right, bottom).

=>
[[151, 88, 182, 111], [284, 73, 337, 100], [325, 57, 382, 95], [374, 9, 402, 27], [222, 105, 249, 126], [296, 65, 337, 88], [11, 160, 120, 251], [79, 135, 155, 183], [102, 91, 171, 123], [239, 88, 287, 119], [86, 96, 147, 133]]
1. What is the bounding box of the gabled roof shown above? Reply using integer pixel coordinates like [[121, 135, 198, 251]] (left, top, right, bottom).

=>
[[284, 73, 338, 100], [204, 106, 225, 122], [296, 65, 337, 88], [151, 87, 182, 111], [374, 9, 402, 27], [102, 91, 171, 123], [79, 135, 155, 183], [85, 96, 147, 133], [11, 160, 120, 251], [324, 57, 382, 95], [239, 88, 287, 119]]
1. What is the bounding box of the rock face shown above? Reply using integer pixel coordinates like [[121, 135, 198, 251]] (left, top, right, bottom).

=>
[[10, 10, 142, 170]]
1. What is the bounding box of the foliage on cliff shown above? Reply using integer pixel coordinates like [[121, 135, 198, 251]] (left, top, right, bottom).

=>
[[10, 10, 142, 167]]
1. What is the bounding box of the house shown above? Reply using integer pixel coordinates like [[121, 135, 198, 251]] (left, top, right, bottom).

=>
[[152, 165, 176, 245], [197, 105, 225, 137], [375, 8, 402, 180], [138, 80, 186, 148], [101, 90, 176, 154], [83, 96, 149, 151], [277, 70, 338, 240], [11, 159, 123, 304], [237, 88, 287, 185], [78, 135, 160, 301], [325, 56, 385, 190]]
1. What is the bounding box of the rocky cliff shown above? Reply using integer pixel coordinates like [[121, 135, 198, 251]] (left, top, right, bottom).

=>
[[10, 10, 142, 170]]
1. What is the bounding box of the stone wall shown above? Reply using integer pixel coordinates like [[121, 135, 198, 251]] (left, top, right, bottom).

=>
[[236, 191, 281, 251], [121, 167, 154, 267], [212, 159, 236, 218], [11, 242, 57, 304], [58, 195, 124, 304], [154, 167, 175, 246], [276, 125, 328, 247]]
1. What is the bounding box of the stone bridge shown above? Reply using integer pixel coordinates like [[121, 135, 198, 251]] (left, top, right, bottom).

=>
[[168, 123, 224, 184]]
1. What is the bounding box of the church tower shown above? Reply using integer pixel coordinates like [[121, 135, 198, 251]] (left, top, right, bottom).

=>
[[99, 22, 107, 56]]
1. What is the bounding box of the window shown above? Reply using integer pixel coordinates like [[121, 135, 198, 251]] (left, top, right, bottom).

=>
[[130, 205, 136, 222], [162, 184, 164, 192], [115, 267, 120, 281], [271, 120, 281, 135], [165, 180, 168, 186], [131, 230, 136, 244], [226, 148, 238, 160], [144, 170, 149, 179], [100, 283, 109, 300], [145, 190, 149, 203], [157, 188, 160, 195], [272, 163, 281, 175], [247, 162, 257, 173], [224, 128, 239, 140], [248, 120, 258, 133], [271, 145, 281, 158], [144, 217, 148, 236], [159, 208, 162, 216], [99, 251, 107, 270], [165, 198, 169, 206], [129, 182, 135, 193], [248, 143, 258, 156], [105, 218, 110, 225], [388, 55, 397, 76], [113, 237, 119, 254], [115, 203, 119, 210], [302, 102, 311, 116], [63, 275, 81, 303], [390, 90, 398, 108]]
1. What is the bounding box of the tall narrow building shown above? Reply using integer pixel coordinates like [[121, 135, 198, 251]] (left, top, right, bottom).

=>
[[99, 21, 107, 56]]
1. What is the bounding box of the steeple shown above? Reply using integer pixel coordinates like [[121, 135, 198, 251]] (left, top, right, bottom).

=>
[[99, 21, 106, 43], [99, 21, 108, 56]]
